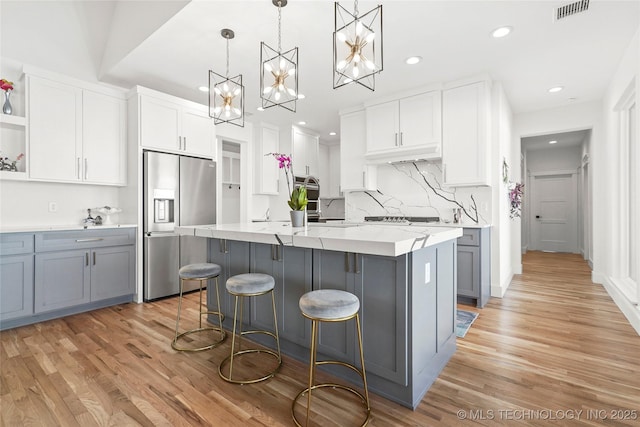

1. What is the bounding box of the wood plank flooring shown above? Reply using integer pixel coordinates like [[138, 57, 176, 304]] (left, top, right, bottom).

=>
[[2, 251, 639, 426]]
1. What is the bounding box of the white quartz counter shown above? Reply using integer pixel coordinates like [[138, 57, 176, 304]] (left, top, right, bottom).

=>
[[0, 224, 137, 233], [176, 222, 462, 257]]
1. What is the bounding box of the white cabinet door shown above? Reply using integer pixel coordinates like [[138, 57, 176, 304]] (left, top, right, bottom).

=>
[[29, 76, 82, 181], [442, 81, 490, 186], [82, 90, 126, 185], [292, 127, 319, 176], [366, 101, 399, 153], [140, 96, 181, 152], [340, 110, 377, 192], [182, 108, 215, 159], [254, 124, 279, 195], [399, 91, 441, 149]]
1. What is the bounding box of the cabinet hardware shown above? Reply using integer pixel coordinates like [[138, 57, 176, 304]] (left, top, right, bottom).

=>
[[84, 158, 88, 180], [362, 171, 365, 187], [93, 252, 96, 265], [443, 164, 447, 182], [178, 136, 182, 150], [271, 244, 276, 261], [277, 245, 282, 261], [354, 253, 360, 274], [395, 133, 398, 146], [76, 157, 81, 179], [400, 132, 403, 146], [219, 239, 224, 253], [345, 252, 351, 272], [184, 137, 187, 151], [224, 240, 229, 253], [85, 252, 89, 266], [76, 238, 104, 242]]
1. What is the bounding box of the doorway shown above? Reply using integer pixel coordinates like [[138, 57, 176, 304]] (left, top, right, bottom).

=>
[[220, 141, 241, 223], [530, 173, 578, 252]]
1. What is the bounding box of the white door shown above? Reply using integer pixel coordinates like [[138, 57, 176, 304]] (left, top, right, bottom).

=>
[[531, 173, 578, 253]]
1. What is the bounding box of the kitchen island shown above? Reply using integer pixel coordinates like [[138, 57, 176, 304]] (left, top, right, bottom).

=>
[[176, 222, 462, 409]]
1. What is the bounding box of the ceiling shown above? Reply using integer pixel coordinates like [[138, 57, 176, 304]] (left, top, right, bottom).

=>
[[521, 129, 591, 151], [2, 1, 639, 143]]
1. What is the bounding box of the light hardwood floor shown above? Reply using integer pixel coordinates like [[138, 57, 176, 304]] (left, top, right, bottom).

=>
[[2, 251, 639, 426]]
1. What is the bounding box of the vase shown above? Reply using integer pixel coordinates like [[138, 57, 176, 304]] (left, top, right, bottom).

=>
[[2, 90, 12, 115], [290, 210, 306, 227]]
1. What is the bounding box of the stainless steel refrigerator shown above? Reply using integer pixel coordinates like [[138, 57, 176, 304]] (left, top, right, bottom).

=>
[[143, 151, 216, 301]]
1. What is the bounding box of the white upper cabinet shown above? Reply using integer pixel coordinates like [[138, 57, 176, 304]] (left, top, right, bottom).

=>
[[442, 80, 491, 186], [139, 89, 215, 159], [340, 109, 377, 192], [365, 90, 442, 163], [254, 123, 279, 195], [290, 126, 319, 177], [28, 74, 126, 186]]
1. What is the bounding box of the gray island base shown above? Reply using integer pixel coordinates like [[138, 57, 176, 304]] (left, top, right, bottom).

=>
[[176, 223, 462, 409]]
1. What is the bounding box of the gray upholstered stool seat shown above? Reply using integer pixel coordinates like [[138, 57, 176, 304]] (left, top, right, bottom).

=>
[[219, 273, 281, 384], [293, 289, 370, 427], [226, 273, 275, 295], [179, 263, 221, 280], [172, 262, 226, 352], [299, 289, 360, 320]]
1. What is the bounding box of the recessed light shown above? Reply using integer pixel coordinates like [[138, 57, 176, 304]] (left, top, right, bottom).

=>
[[329, 132, 337, 136], [298, 121, 306, 125], [491, 26, 512, 38], [548, 86, 564, 93], [405, 56, 422, 65], [257, 107, 264, 112], [298, 94, 306, 99], [198, 86, 209, 92], [549, 140, 558, 144]]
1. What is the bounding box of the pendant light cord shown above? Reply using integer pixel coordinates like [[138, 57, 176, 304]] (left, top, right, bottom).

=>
[[354, 0, 359, 16], [225, 37, 230, 77], [277, 1, 282, 53]]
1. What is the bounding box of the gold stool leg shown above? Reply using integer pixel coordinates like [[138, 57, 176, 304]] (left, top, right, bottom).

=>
[[271, 290, 282, 363], [305, 320, 318, 426], [172, 278, 186, 347], [355, 313, 370, 411], [228, 294, 241, 381]]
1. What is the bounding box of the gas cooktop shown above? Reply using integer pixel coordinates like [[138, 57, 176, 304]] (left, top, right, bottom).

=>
[[364, 216, 440, 224]]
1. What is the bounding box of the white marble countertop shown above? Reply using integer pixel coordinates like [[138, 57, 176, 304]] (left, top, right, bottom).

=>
[[176, 222, 462, 257], [0, 224, 137, 233]]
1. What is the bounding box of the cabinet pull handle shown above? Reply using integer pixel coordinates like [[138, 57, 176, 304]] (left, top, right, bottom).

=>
[[76, 238, 104, 242], [219, 239, 224, 253], [395, 133, 398, 146], [443, 163, 447, 182], [271, 244, 276, 261], [77, 157, 81, 179], [354, 253, 360, 274], [345, 252, 351, 272], [362, 171, 365, 187], [93, 252, 96, 265], [277, 245, 282, 261], [178, 136, 182, 150], [84, 158, 88, 180], [224, 240, 229, 254], [85, 252, 89, 266], [184, 137, 187, 151], [400, 132, 403, 146]]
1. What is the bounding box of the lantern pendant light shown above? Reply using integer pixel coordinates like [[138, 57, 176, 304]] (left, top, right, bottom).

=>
[[333, 0, 383, 91], [209, 28, 245, 127], [260, 0, 298, 112]]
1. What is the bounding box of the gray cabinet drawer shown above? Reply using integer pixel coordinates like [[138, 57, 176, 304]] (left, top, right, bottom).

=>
[[1, 234, 35, 255], [457, 228, 480, 246], [35, 228, 135, 252]]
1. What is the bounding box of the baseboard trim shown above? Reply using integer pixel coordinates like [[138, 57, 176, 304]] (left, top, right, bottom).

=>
[[602, 276, 640, 336], [491, 270, 514, 298], [592, 270, 604, 284]]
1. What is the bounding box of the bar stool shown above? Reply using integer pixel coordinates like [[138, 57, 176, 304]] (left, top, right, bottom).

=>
[[218, 273, 282, 384], [171, 263, 226, 352], [292, 289, 371, 427]]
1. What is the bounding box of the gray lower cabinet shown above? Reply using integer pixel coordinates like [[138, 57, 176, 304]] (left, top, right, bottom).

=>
[[1, 233, 35, 322], [0, 254, 34, 321], [1, 228, 136, 330], [207, 238, 251, 322], [457, 227, 491, 308], [250, 243, 312, 346]]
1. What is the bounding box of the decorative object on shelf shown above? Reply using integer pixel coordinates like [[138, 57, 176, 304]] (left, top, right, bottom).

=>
[[209, 28, 244, 127], [260, 0, 298, 112], [0, 152, 23, 172], [502, 157, 509, 184], [333, 0, 383, 91], [270, 152, 308, 226], [1, 78, 13, 115], [92, 206, 122, 225]]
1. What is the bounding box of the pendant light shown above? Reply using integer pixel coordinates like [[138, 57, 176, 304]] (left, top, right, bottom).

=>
[[333, 0, 383, 91], [260, 0, 298, 112], [209, 29, 244, 127]]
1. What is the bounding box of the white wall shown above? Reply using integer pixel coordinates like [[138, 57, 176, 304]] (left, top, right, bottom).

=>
[[318, 143, 330, 198], [526, 146, 582, 173]]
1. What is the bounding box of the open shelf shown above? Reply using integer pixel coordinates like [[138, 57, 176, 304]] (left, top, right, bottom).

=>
[[0, 171, 28, 181], [0, 114, 26, 128]]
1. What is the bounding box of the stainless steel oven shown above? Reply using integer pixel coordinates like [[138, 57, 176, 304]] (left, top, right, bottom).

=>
[[294, 175, 320, 221]]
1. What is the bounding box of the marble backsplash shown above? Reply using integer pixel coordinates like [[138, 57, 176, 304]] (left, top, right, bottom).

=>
[[345, 161, 492, 224]]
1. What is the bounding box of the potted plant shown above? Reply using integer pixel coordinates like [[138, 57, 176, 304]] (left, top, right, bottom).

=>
[[270, 153, 308, 226]]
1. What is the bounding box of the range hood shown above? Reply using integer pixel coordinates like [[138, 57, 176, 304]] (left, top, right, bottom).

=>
[[365, 144, 442, 164]]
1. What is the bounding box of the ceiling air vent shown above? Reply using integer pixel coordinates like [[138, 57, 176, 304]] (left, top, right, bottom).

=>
[[554, 0, 590, 21]]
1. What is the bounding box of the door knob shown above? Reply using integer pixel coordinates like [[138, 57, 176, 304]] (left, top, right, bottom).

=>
[[535, 215, 540, 219]]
